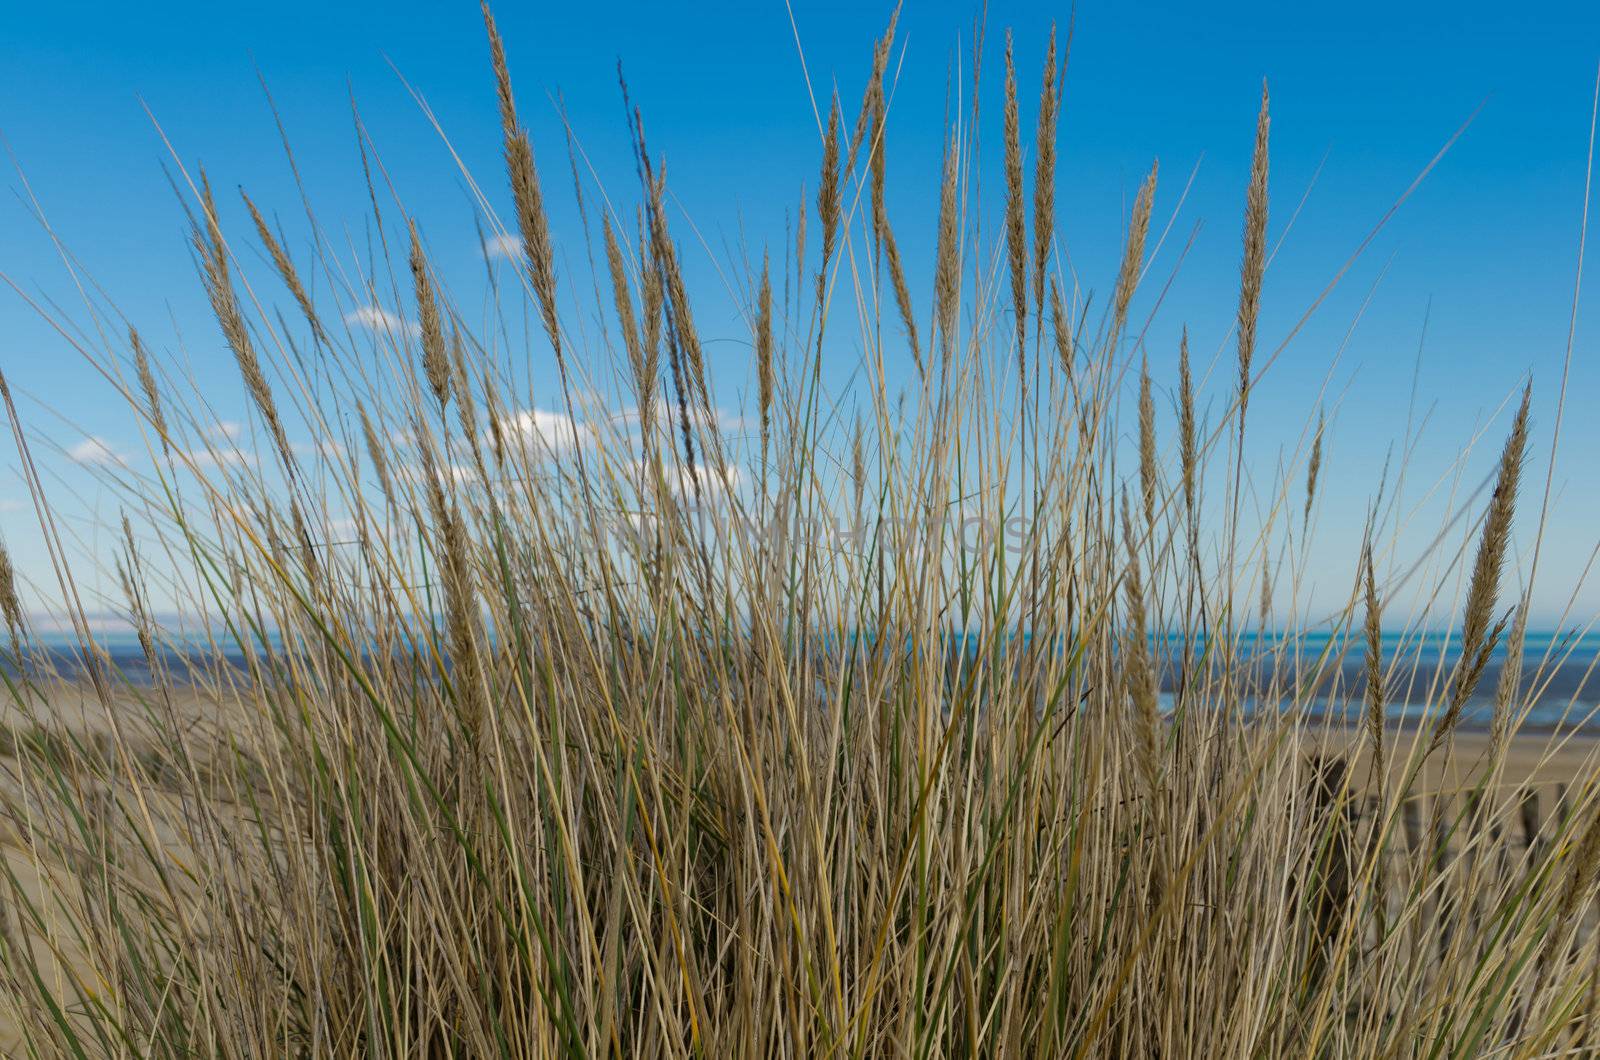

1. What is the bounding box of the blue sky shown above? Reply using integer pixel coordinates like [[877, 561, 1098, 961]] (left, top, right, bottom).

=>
[[0, 0, 1598, 626]]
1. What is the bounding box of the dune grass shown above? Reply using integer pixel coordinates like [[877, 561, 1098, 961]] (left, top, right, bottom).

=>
[[0, 6, 1599, 1056]]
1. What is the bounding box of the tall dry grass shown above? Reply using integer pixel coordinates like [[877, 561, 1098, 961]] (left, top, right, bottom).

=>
[[0, 8, 1597, 1057]]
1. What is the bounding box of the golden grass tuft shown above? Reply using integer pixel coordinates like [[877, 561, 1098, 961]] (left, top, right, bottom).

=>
[[1138, 355, 1157, 533], [1433, 383, 1532, 751], [195, 170, 294, 474], [0, 16, 1596, 1060], [1305, 406, 1325, 526], [815, 94, 843, 343], [1236, 82, 1271, 423], [1002, 31, 1028, 385], [1363, 544, 1386, 787], [755, 250, 775, 457], [1110, 160, 1157, 347], [240, 188, 325, 344], [934, 128, 961, 373], [0, 538, 20, 634], [1049, 275, 1071, 378], [484, 0, 564, 378], [1178, 327, 1197, 523], [129, 327, 167, 455], [409, 221, 452, 411], [1031, 25, 1060, 329]]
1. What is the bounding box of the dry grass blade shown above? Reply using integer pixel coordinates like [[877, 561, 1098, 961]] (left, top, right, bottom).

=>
[[636, 214, 665, 446], [795, 182, 807, 298], [1492, 602, 1529, 753], [1237, 82, 1271, 423], [240, 188, 325, 343], [0, 532, 21, 666], [450, 330, 480, 451], [358, 400, 393, 503], [130, 327, 167, 455], [0, 537, 21, 634], [861, 14, 921, 372], [2, 13, 1596, 1059], [1122, 494, 1163, 798], [602, 216, 643, 399], [633, 139, 708, 416], [1178, 328, 1196, 522], [195, 170, 294, 474], [1259, 547, 1273, 629], [429, 480, 485, 750], [1003, 31, 1028, 386], [846, 6, 899, 175], [1531, 798, 1600, 1007], [1110, 161, 1157, 347], [879, 212, 921, 375], [1138, 355, 1157, 533], [1050, 276, 1071, 377], [934, 131, 961, 372], [410, 221, 452, 411], [483, 0, 564, 375], [1363, 544, 1386, 786], [1032, 25, 1060, 326], [1432, 383, 1532, 751], [1305, 408, 1324, 526], [850, 415, 866, 516], [756, 251, 775, 457], [815, 95, 843, 334]]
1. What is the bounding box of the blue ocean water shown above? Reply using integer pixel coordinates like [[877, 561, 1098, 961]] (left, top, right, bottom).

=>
[[7, 628, 1599, 731], [1214, 629, 1600, 731]]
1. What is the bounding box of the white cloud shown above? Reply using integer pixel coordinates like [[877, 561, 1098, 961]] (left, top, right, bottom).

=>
[[633, 460, 740, 500], [696, 409, 750, 433], [499, 409, 590, 452], [67, 436, 127, 467], [182, 448, 255, 471], [677, 463, 740, 497], [393, 461, 480, 492], [0, 499, 23, 514], [292, 439, 346, 460], [345, 305, 420, 337], [483, 233, 525, 260], [622, 406, 750, 437], [210, 421, 245, 440], [304, 517, 363, 548]]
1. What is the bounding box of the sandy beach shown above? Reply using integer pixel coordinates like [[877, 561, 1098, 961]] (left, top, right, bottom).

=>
[[0, 685, 1595, 1052], [1313, 724, 1600, 797]]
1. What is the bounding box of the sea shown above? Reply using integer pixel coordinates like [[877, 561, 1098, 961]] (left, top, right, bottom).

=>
[[6, 627, 1599, 733]]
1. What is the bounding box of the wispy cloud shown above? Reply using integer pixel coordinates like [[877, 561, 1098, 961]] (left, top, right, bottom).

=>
[[601, 464, 744, 545], [499, 409, 590, 452], [395, 462, 479, 490], [182, 448, 255, 471], [694, 408, 751, 434], [671, 463, 741, 498], [345, 305, 420, 337], [616, 406, 751, 436], [631, 460, 741, 499], [292, 439, 346, 460], [483, 233, 525, 260], [0, 499, 24, 514], [210, 421, 245, 440], [324, 517, 360, 538], [67, 436, 128, 467]]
